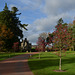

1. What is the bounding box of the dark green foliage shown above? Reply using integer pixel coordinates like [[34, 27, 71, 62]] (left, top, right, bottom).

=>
[[57, 18, 64, 25], [0, 3, 28, 51], [3, 3, 8, 11], [11, 7, 19, 13], [46, 33, 53, 43]]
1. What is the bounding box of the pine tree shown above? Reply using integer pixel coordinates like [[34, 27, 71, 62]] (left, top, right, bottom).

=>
[[0, 3, 28, 51]]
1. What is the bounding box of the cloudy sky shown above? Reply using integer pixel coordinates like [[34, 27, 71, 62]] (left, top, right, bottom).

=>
[[0, 0, 75, 45]]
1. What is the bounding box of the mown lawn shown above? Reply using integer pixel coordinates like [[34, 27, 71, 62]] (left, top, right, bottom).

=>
[[28, 51, 75, 75], [0, 52, 26, 61]]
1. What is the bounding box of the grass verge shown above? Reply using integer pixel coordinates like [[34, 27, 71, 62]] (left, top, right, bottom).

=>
[[0, 52, 26, 61], [28, 51, 75, 75]]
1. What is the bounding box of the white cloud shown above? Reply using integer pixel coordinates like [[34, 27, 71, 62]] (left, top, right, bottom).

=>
[[23, 13, 70, 45], [28, 33, 39, 43], [33, 12, 71, 32], [17, 0, 43, 10], [8, 0, 75, 45], [9, 0, 43, 11], [43, 0, 75, 15], [24, 0, 75, 44]]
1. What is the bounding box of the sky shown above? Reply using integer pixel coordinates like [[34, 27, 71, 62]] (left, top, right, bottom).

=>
[[0, 0, 75, 45]]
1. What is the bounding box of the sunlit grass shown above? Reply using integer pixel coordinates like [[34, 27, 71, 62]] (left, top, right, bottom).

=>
[[28, 51, 75, 75]]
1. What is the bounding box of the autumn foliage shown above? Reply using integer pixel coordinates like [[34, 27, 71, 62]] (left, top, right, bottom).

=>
[[12, 42, 19, 52], [0, 25, 14, 51], [53, 24, 72, 51], [0, 25, 14, 39], [37, 37, 46, 52], [52, 23, 72, 71]]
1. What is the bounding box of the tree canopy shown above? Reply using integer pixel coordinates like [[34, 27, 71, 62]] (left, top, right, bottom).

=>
[[0, 3, 28, 51]]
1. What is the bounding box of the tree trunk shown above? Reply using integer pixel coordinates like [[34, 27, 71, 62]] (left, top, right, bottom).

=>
[[59, 48, 61, 71], [39, 52, 40, 59]]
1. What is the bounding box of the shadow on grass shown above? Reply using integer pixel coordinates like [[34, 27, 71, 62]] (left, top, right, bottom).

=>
[[62, 57, 75, 64], [28, 58, 59, 70], [28, 56, 75, 72]]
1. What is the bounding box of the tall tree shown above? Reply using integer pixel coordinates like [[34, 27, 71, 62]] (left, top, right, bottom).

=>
[[37, 33, 47, 59], [0, 3, 28, 51], [72, 20, 75, 51], [53, 19, 72, 71], [68, 19, 75, 51]]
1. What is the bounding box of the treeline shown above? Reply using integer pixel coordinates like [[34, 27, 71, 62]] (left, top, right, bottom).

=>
[[0, 3, 28, 52], [36, 18, 75, 52]]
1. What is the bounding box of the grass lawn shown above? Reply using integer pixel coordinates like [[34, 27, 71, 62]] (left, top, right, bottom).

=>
[[28, 51, 75, 75], [0, 52, 26, 61]]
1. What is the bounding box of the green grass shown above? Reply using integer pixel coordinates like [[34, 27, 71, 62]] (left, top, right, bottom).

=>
[[28, 51, 75, 75], [0, 52, 26, 61]]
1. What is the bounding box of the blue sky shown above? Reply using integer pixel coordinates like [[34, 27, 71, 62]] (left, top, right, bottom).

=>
[[0, 0, 75, 45]]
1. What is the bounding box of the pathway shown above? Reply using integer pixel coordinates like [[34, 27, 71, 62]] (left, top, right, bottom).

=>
[[0, 52, 38, 75]]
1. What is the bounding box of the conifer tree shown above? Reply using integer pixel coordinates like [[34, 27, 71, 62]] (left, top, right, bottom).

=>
[[0, 3, 28, 51]]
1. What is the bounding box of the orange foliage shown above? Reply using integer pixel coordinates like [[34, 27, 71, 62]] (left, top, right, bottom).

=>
[[0, 24, 14, 48], [0, 25, 14, 39]]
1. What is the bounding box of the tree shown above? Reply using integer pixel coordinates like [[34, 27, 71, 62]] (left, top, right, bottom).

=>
[[36, 33, 48, 59], [37, 32, 48, 52], [57, 18, 64, 25], [0, 3, 28, 51], [46, 33, 53, 44], [46, 33, 54, 51], [3, 3, 8, 11], [72, 20, 75, 51], [37, 32, 54, 52], [53, 20, 72, 71], [68, 19, 75, 51]]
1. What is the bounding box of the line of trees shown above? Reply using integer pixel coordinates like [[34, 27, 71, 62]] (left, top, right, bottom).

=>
[[36, 18, 75, 71], [37, 18, 75, 52], [0, 3, 28, 52]]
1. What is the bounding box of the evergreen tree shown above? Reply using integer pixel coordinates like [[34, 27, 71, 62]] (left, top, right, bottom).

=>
[[57, 18, 64, 25], [0, 3, 28, 51], [3, 3, 8, 11]]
